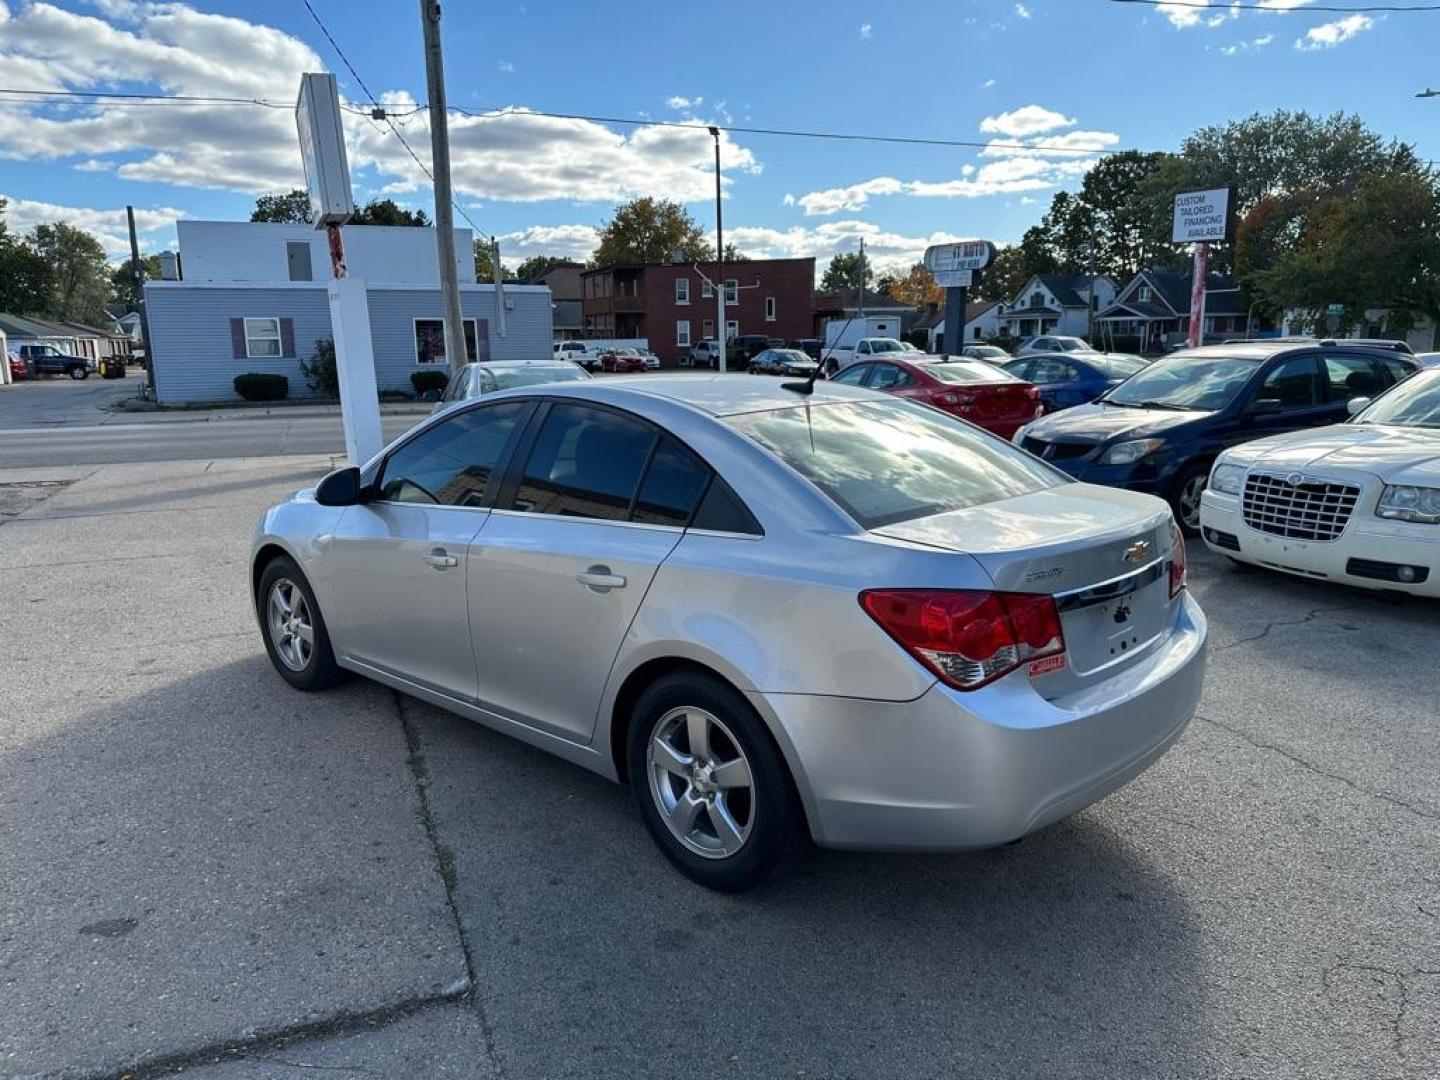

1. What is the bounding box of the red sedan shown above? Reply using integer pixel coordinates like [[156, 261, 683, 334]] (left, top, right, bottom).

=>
[[830, 355, 1043, 439], [6, 350, 29, 382], [599, 348, 648, 373]]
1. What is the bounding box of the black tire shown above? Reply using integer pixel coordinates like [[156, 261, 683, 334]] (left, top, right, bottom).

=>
[[627, 671, 806, 893], [68, 365, 88, 380], [256, 555, 343, 691], [1169, 462, 1209, 536]]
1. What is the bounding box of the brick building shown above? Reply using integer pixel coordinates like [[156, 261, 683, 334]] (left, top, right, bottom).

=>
[[581, 258, 815, 364]]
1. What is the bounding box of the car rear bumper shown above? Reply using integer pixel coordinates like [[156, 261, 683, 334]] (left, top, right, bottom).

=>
[[752, 591, 1207, 850], [1200, 493, 1440, 597]]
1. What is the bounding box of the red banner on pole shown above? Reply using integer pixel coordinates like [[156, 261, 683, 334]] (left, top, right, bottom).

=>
[[1187, 242, 1209, 349]]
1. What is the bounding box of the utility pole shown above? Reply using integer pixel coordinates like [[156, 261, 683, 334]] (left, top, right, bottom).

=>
[[710, 126, 726, 373], [858, 237, 866, 318], [419, 0, 469, 375], [126, 205, 154, 397]]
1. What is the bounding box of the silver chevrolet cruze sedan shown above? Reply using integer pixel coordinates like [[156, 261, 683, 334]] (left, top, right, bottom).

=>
[[251, 376, 1207, 891]]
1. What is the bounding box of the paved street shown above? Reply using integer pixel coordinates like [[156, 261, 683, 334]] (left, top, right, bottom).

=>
[[0, 378, 429, 467], [1, 454, 1436, 1079]]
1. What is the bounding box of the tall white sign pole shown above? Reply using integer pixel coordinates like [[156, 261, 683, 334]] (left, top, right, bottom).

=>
[[298, 72, 382, 466]]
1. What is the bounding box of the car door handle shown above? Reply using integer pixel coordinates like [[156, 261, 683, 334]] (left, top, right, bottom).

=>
[[423, 548, 459, 570], [577, 566, 627, 591]]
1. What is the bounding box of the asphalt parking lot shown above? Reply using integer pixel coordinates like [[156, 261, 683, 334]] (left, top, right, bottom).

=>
[[1, 456, 1436, 1079]]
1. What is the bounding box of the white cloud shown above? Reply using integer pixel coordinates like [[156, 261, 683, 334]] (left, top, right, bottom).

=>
[[724, 220, 972, 278], [1158, 0, 1309, 29], [859, 22, 873, 38], [1295, 13, 1372, 50], [0, 193, 184, 255], [1014, 4, 1031, 19], [782, 193, 796, 206], [0, 4, 762, 205], [982, 77, 997, 88], [796, 177, 906, 216], [496, 60, 515, 73], [979, 105, 1075, 138], [497, 223, 599, 262], [1221, 32, 1274, 54], [665, 95, 702, 109]]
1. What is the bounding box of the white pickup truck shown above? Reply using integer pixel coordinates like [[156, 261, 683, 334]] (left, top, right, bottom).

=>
[[820, 336, 915, 374]]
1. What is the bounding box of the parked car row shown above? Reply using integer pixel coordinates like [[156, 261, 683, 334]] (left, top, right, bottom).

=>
[[5, 344, 97, 380]]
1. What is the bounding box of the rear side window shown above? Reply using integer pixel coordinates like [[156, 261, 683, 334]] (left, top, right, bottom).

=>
[[379, 401, 528, 506], [1321, 355, 1384, 402], [868, 364, 913, 391], [512, 403, 655, 521], [633, 438, 710, 526], [830, 364, 872, 387], [1377, 355, 1414, 386], [728, 399, 1065, 529]]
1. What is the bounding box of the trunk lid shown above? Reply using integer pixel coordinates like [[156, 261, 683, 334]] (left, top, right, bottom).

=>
[[872, 483, 1177, 694], [968, 383, 1040, 424]]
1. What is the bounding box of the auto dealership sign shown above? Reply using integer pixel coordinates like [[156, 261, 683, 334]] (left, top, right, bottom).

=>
[[925, 240, 995, 276], [1172, 188, 1233, 245]]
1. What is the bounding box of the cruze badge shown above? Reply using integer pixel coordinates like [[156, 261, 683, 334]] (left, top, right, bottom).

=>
[[1123, 539, 1152, 565]]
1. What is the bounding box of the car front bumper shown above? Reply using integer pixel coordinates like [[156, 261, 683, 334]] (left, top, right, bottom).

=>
[[1200, 491, 1440, 597], [752, 591, 1207, 851]]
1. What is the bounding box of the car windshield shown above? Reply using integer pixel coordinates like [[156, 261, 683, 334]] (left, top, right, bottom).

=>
[[727, 399, 1065, 529], [968, 347, 1007, 359], [1353, 370, 1440, 429], [866, 340, 906, 354], [924, 360, 1012, 384], [1052, 338, 1090, 352], [1093, 355, 1148, 378], [1104, 354, 1259, 411], [773, 350, 812, 363], [488, 365, 590, 391]]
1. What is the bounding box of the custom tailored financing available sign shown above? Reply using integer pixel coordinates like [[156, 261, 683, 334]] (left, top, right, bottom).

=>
[[1172, 188, 1233, 244]]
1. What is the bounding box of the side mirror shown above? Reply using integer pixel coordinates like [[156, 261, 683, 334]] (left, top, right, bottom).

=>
[[1246, 397, 1283, 418], [315, 465, 363, 507], [1346, 395, 1371, 417], [421, 388, 442, 403]]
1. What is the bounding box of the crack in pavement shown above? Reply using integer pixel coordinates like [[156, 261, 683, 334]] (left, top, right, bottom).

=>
[[1211, 604, 1369, 652], [394, 691, 505, 1079], [1196, 713, 1440, 824], [75, 991, 469, 1080], [1322, 958, 1440, 1072]]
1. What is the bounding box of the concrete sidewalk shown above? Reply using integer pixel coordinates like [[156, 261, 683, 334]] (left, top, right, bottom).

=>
[[0, 456, 487, 1079]]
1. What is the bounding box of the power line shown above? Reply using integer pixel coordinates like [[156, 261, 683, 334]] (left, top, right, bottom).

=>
[[0, 87, 425, 116], [1109, 0, 1440, 12], [298, 0, 489, 239]]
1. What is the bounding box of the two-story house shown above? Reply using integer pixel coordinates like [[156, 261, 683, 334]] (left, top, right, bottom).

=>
[[581, 258, 815, 364], [997, 275, 1118, 342], [1096, 269, 1249, 351], [144, 221, 554, 403]]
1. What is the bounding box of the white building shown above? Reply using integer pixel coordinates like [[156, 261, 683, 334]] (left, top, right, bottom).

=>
[[145, 222, 554, 404], [997, 275, 1118, 341]]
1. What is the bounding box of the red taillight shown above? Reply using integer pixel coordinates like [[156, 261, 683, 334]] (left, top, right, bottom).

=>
[[1169, 521, 1187, 598], [860, 589, 1065, 690]]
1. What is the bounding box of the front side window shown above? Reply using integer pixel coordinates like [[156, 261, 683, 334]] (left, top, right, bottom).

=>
[[729, 399, 1065, 529], [675, 278, 690, 304], [378, 401, 528, 506], [1255, 356, 1320, 410], [414, 319, 478, 365], [512, 404, 656, 522], [868, 364, 912, 391], [244, 317, 281, 358]]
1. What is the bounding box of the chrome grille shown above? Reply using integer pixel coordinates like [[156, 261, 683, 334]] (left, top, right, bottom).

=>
[[1242, 472, 1360, 542]]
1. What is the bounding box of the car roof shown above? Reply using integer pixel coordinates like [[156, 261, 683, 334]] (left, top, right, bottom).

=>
[[466, 359, 578, 370], [532, 373, 878, 417], [1166, 342, 1414, 362]]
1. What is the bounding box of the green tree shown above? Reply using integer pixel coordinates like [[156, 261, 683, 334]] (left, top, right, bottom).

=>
[[591, 197, 710, 266], [350, 198, 430, 226], [473, 238, 513, 282], [250, 189, 313, 224], [109, 254, 164, 312], [721, 242, 750, 262], [0, 198, 54, 316], [820, 251, 874, 292], [29, 222, 110, 324], [514, 255, 577, 282]]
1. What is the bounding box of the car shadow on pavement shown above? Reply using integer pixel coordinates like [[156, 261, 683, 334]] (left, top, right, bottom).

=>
[[412, 699, 1209, 1080]]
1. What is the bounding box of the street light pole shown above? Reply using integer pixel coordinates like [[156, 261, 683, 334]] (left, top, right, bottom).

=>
[[710, 126, 726, 374], [419, 0, 469, 376]]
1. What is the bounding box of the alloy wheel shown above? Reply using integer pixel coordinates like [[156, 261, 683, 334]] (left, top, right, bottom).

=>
[[647, 706, 755, 859], [267, 578, 315, 672], [1178, 475, 1206, 530]]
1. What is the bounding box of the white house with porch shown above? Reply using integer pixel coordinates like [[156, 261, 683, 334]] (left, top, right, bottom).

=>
[[1097, 269, 1250, 352], [997, 275, 1117, 341]]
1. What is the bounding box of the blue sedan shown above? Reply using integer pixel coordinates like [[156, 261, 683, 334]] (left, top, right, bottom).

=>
[[1002, 353, 1149, 413]]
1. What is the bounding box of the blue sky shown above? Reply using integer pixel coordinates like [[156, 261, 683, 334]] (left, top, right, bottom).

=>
[[0, 0, 1436, 275]]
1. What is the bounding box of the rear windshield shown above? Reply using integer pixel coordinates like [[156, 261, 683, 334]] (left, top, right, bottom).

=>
[[727, 399, 1066, 528], [1093, 355, 1148, 378], [924, 360, 1013, 384]]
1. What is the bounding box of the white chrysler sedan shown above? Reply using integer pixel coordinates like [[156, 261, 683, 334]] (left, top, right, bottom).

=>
[[1200, 368, 1440, 596]]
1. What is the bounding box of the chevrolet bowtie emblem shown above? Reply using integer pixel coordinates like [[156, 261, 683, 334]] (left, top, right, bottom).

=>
[[1123, 539, 1152, 565]]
